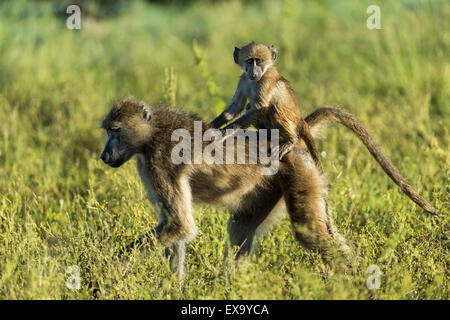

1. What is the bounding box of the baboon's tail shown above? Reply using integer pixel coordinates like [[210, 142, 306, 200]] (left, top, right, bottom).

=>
[[298, 119, 324, 173], [304, 106, 439, 216]]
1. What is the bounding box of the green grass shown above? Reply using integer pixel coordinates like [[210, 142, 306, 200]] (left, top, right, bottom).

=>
[[0, 0, 448, 299]]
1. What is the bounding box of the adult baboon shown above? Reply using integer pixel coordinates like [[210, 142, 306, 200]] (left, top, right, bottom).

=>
[[100, 98, 437, 278]]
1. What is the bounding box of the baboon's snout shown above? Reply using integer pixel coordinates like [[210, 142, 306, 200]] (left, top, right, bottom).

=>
[[100, 150, 112, 164]]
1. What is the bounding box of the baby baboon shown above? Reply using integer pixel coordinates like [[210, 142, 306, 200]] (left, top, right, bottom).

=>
[[211, 42, 323, 172], [100, 98, 437, 278]]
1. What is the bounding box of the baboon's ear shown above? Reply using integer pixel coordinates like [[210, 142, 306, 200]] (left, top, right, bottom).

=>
[[269, 45, 277, 62], [140, 105, 151, 122], [233, 47, 240, 64]]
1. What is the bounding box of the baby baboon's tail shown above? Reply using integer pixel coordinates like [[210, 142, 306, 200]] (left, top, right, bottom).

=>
[[304, 106, 439, 216]]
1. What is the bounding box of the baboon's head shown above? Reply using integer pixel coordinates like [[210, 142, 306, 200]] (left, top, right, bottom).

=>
[[100, 98, 152, 167], [234, 42, 277, 81]]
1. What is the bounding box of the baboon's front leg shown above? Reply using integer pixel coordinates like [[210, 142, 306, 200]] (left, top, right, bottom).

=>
[[227, 181, 283, 260], [119, 178, 196, 278], [165, 240, 186, 279], [211, 77, 248, 128], [224, 108, 264, 130]]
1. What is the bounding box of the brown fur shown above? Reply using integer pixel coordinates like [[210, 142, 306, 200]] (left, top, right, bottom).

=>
[[101, 98, 348, 278], [211, 42, 323, 174], [100, 98, 438, 278], [305, 106, 439, 215]]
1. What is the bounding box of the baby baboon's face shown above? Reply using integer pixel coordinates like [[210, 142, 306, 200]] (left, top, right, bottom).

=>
[[100, 99, 152, 167], [234, 42, 277, 81]]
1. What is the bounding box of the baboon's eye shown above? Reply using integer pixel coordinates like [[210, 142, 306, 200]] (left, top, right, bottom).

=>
[[108, 127, 120, 133], [246, 58, 253, 64]]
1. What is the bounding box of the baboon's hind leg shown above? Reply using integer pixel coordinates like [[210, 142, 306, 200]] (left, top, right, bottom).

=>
[[280, 148, 350, 264]]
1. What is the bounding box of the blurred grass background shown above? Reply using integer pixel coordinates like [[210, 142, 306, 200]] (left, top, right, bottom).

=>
[[0, 0, 448, 299]]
